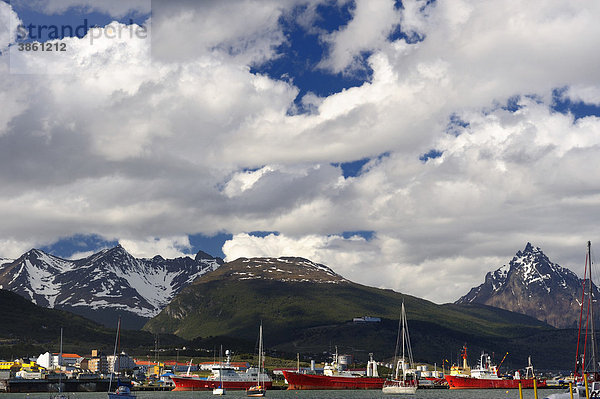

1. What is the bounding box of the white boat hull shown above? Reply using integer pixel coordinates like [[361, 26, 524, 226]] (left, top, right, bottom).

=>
[[382, 385, 417, 394]]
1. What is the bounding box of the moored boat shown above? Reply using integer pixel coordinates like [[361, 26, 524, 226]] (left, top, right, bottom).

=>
[[108, 385, 135, 399], [283, 352, 385, 390], [172, 351, 272, 391], [444, 351, 546, 389], [382, 301, 418, 394]]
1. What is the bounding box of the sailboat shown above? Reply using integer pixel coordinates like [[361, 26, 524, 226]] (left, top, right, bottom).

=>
[[213, 346, 226, 395], [382, 302, 418, 394], [108, 318, 135, 399], [573, 241, 600, 397], [547, 242, 599, 399], [246, 323, 266, 397], [50, 327, 69, 399]]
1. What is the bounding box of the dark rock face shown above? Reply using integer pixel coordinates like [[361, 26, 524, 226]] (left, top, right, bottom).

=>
[[0, 246, 223, 328], [456, 243, 596, 328]]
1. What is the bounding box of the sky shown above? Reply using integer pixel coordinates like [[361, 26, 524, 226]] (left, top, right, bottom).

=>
[[1, 0, 599, 304]]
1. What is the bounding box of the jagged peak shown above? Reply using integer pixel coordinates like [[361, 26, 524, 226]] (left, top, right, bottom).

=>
[[195, 250, 215, 261], [516, 242, 543, 258], [21, 248, 67, 263], [104, 244, 133, 258], [25, 248, 47, 257]]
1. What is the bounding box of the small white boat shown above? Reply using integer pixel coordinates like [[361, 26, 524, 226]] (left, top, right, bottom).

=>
[[107, 318, 135, 399], [108, 385, 135, 399], [246, 323, 266, 397], [382, 302, 418, 395], [212, 387, 226, 395]]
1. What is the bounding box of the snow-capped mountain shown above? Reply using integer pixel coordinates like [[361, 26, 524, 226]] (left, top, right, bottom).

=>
[[456, 243, 596, 328], [0, 245, 223, 328]]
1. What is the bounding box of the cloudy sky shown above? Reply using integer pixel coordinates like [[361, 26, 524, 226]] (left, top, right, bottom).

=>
[[1, 0, 599, 303]]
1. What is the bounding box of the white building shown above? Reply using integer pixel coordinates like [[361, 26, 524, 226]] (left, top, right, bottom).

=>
[[36, 352, 81, 370], [107, 353, 137, 373]]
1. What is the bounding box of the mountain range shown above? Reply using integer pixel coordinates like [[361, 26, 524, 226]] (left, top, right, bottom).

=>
[[142, 255, 575, 368], [456, 243, 596, 328], [0, 244, 591, 368], [0, 245, 223, 329]]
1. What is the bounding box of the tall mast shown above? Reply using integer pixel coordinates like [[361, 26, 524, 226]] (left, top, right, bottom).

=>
[[589, 241, 597, 373], [401, 301, 406, 379], [258, 322, 263, 386]]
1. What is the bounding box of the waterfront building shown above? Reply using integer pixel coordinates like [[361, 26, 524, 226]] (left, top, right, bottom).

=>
[[107, 352, 136, 373], [88, 350, 108, 374]]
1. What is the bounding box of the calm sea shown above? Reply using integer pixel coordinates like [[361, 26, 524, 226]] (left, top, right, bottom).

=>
[[0, 390, 564, 399]]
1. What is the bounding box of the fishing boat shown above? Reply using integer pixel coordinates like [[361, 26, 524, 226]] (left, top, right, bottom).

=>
[[246, 323, 266, 397], [382, 302, 418, 394], [172, 350, 272, 391], [444, 349, 546, 389], [107, 318, 135, 399], [282, 350, 385, 390]]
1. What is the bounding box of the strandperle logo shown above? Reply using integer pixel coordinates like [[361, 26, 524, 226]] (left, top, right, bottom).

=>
[[15, 18, 148, 44]]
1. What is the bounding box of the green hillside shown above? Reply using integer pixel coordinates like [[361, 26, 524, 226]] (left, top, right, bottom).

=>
[[143, 258, 577, 369], [0, 289, 184, 359]]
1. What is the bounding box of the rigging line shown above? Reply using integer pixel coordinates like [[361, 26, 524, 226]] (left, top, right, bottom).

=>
[[576, 265, 587, 375]]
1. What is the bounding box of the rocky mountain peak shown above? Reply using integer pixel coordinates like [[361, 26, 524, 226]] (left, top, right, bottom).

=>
[[456, 243, 594, 328], [0, 246, 224, 329]]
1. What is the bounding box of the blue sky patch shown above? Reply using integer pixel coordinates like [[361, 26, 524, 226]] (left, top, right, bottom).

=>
[[332, 158, 370, 178], [40, 234, 118, 259], [341, 230, 375, 240], [419, 149, 443, 162], [251, 1, 373, 113], [189, 233, 233, 259], [446, 113, 469, 136], [552, 87, 600, 120]]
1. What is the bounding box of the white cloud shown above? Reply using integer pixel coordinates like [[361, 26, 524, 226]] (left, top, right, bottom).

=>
[[0, 238, 35, 259], [563, 85, 600, 105], [0, 1, 20, 51], [319, 0, 400, 73], [119, 236, 193, 259], [1, 1, 600, 303]]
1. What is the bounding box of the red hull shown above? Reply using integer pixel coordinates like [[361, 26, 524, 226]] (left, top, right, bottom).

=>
[[171, 376, 273, 391], [282, 371, 385, 390], [444, 375, 547, 389]]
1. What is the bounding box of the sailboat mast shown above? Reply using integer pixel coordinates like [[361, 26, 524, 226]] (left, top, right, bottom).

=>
[[589, 241, 597, 373], [59, 327, 63, 369], [108, 317, 120, 393], [401, 302, 406, 380], [258, 323, 263, 386]]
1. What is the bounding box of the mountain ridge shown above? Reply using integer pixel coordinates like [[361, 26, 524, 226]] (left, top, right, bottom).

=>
[[0, 246, 223, 329], [142, 256, 567, 367], [456, 243, 596, 328]]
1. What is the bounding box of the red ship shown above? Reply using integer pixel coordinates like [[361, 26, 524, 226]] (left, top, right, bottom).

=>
[[444, 349, 546, 390], [171, 352, 272, 391], [282, 353, 385, 390], [171, 375, 273, 391], [282, 371, 385, 390]]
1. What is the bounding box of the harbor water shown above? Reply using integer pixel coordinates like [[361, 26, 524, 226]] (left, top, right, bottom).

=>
[[0, 389, 564, 399]]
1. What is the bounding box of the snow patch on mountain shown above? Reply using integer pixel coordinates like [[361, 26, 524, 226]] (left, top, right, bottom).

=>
[[0, 246, 223, 320], [229, 257, 347, 284], [456, 242, 593, 328]]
